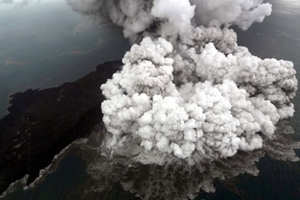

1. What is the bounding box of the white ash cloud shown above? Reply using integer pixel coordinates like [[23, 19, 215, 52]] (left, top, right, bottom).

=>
[[68, 0, 298, 162], [67, 0, 272, 41], [83, 120, 300, 200], [190, 0, 272, 30], [66, 0, 154, 42], [101, 36, 296, 160]]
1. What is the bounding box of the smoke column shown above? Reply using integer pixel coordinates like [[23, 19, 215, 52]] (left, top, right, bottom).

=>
[[80, 119, 300, 199], [67, 0, 298, 163]]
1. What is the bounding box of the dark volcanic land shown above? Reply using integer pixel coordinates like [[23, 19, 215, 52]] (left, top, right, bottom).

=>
[[0, 61, 122, 194]]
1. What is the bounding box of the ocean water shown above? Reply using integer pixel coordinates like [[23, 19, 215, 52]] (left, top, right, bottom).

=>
[[0, 0, 130, 117], [1, 0, 300, 199]]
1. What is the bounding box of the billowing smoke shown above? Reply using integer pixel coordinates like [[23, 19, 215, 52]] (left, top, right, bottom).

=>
[[68, 0, 298, 163], [191, 0, 272, 30], [79, 120, 300, 200], [67, 0, 272, 41]]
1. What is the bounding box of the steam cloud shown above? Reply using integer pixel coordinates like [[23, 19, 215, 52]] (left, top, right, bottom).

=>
[[68, 0, 298, 162], [81, 120, 300, 200]]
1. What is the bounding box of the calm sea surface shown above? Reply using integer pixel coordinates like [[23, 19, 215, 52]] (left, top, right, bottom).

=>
[[2, 0, 300, 199], [0, 1, 130, 118]]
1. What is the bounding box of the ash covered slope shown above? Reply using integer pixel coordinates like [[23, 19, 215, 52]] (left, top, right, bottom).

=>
[[0, 61, 122, 194], [68, 0, 297, 162]]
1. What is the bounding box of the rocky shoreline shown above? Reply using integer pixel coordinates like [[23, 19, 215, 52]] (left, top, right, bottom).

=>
[[0, 61, 122, 194]]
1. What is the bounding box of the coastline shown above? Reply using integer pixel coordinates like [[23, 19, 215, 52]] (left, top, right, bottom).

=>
[[0, 60, 122, 194]]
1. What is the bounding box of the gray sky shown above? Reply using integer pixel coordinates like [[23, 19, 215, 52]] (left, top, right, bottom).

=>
[[0, 0, 62, 7]]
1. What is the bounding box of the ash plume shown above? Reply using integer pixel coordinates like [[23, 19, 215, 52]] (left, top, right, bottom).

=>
[[80, 120, 300, 200], [68, 0, 298, 163]]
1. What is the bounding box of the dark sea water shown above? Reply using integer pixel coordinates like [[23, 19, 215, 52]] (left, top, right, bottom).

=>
[[1, 0, 300, 200], [0, 0, 130, 118]]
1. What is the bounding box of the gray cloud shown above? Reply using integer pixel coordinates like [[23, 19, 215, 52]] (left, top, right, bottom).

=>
[[0, 0, 40, 6], [82, 120, 300, 199], [67, 0, 298, 164]]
